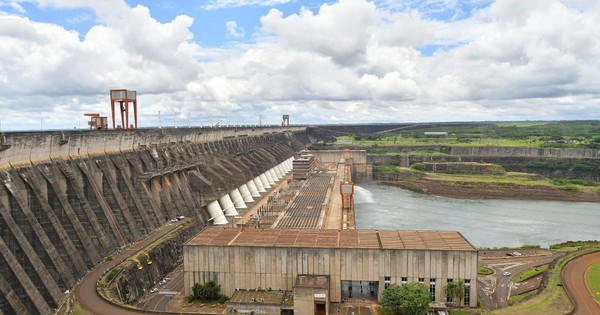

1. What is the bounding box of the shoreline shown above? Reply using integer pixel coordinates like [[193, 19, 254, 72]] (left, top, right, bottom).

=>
[[377, 178, 600, 202]]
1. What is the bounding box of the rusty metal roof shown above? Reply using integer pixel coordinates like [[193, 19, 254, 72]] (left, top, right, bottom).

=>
[[187, 227, 476, 251]]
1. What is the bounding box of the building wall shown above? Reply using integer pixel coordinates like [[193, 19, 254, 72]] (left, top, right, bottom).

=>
[[304, 150, 371, 181], [294, 287, 328, 315], [184, 246, 478, 307]]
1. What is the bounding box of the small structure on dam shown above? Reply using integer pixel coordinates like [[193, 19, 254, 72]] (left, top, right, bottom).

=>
[[183, 227, 479, 313]]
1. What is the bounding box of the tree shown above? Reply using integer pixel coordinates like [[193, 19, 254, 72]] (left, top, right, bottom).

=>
[[444, 279, 466, 307], [380, 282, 431, 315], [189, 281, 222, 302], [380, 284, 403, 315]]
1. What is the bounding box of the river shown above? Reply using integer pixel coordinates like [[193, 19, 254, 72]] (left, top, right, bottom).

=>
[[354, 183, 600, 248]]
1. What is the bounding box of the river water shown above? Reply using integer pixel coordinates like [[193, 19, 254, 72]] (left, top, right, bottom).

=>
[[354, 183, 600, 248]]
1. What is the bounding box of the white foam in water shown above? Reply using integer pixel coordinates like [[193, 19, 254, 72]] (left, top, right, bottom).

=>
[[353, 186, 375, 204]]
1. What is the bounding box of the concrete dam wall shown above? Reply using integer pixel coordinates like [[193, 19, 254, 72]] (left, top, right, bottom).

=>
[[0, 127, 314, 315]]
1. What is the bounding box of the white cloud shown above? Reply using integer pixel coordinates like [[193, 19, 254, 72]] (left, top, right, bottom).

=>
[[1, 0, 600, 130], [202, 0, 295, 11], [226, 21, 245, 39], [261, 0, 379, 66]]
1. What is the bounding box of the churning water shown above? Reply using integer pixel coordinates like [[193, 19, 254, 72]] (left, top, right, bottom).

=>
[[354, 183, 600, 248]]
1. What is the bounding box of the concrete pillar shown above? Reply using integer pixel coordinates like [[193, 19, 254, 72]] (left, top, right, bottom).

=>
[[219, 194, 239, 216], [265, 170, 276, 185], [273, 165, 283, 178], [281, 161, 289, 173], [229, 188, 247, 209], [207, 200, 228, 225], [277, 163, 287, 175], [270, 168, 280, 181], [259, 173, 271, 189], [239, 184, 254, 203], [247, 180, 261, 197], [253, 176, 267, 193]]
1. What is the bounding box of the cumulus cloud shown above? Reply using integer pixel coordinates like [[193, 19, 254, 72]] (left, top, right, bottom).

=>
[[225, 21, 245, 39], [1, 0, 600, 130]]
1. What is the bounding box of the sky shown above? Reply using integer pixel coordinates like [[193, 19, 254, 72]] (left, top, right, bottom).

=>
[[1, 0, 599, 130]]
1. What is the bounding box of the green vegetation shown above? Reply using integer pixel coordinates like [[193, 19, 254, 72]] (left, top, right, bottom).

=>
[[70, 302, 87, 315], [449, 310, 469, 315], [558, 184, 583, 195], [513, 264, 549, 283], [520, 244, 541, 249], [337, 121, 600, 149], [491, 245, 600, 315], [411, 163, 426, 171], [478, 265, 494, 275], [187, 281, 228, 304], [508, 290, 537, 305], [585, 262, 600, 303], [106, 267, 121, 282], [380, 283, 431, 315], [444, 279, 467, 307], [550, 241, 600, 251]]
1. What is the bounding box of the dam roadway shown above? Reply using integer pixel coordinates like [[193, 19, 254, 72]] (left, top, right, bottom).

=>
[[76, 219, 187, 315]]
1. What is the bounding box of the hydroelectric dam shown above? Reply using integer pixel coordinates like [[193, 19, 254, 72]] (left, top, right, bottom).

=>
[[0, 126, 323, 314]]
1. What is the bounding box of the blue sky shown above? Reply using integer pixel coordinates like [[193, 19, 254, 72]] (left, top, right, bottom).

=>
[[0, 0, 599, 130], [2, 0, 492, 50]]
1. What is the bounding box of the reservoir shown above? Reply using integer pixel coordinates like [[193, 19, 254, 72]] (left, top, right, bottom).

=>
[[354, 183, 600, 248]]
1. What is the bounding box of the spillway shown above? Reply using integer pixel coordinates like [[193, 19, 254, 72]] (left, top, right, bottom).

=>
[[0, 126, 318, 314]]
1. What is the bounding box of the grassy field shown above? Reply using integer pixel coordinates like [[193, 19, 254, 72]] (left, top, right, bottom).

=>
[[585, 261, 600, 303], [335, 121, 600, 149], [513, 264, 549, 283]]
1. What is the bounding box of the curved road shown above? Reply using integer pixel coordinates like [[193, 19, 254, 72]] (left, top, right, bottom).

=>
[[562, 251, 600, 315], [74, 219, 188, 315]]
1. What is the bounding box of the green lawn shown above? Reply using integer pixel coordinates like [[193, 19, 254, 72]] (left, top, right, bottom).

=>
[[478, 265, 494, 275], [513, 264, 549, 283], [585, 261, 600, 303]]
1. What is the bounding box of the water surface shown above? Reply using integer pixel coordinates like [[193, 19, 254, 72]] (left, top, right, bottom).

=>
[[354, 183, 600, 248]]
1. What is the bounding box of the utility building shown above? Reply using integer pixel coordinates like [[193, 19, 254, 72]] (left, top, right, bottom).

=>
[[184, 227, 478, 313]]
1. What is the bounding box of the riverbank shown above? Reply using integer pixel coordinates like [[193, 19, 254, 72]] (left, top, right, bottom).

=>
[[375, 173, 600, 202]]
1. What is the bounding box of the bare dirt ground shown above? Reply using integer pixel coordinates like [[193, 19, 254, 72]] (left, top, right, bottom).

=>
[[562, 251, 600, 315]]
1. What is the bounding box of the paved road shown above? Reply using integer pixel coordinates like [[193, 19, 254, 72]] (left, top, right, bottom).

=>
[[562, 251, 600, 315], [74, 219, 188, 315], [478, 250, 564, 309], [144, 266, 184, 311], [330, 302, 377, 315]]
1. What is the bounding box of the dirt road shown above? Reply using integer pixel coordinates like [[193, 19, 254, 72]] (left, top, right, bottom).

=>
[[562, 251, 600, 315]]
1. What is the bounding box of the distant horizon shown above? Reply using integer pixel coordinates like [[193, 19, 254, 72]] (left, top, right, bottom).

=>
[[2, 119, 599, 133]]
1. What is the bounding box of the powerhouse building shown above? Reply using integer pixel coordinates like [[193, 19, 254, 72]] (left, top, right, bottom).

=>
[[184, 227, 478, 312]]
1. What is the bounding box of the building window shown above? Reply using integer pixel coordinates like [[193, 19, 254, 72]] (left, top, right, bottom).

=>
[[401, 277, 407, 286], [429, 279, 436, 302], [418, 277, 424, 283], [464, 280, 471, 306], [384, 276, 391, 289], [446, 279, 453, 302]]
